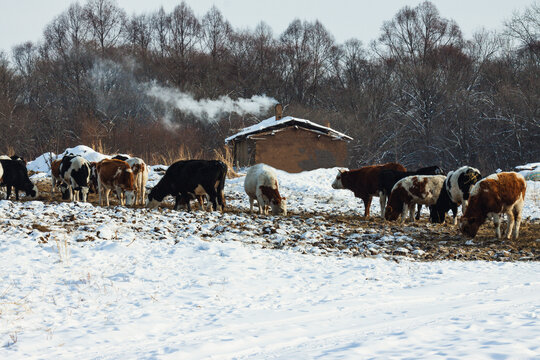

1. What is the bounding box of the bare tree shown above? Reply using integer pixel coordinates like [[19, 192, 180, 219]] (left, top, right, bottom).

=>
[[201, 6, 232, 61], [84, 0, 126, 54]]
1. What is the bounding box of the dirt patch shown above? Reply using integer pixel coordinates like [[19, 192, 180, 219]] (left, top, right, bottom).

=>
[[25, 179, 540, 262]]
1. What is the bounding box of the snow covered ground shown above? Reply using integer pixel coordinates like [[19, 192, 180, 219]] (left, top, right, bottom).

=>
[[1, 148, 539, 359]]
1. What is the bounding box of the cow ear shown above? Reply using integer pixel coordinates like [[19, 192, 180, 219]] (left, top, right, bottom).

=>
[[281, 197, 286, 200]]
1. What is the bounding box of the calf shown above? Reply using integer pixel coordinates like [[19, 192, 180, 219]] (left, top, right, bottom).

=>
[[380, 165, 445, 219], [244, 163, 287, 215], [96, 159, 136, 206], [460, 172, 526, 240], [50, 158, 62, 195], [59, 155, 92, 202], [147, 160, 227, 212], [385, 175, 446, 222], [332, 162, 406, 217], [0, 159, 38, 200], [125, 157, 148, 206], [430, 166, 482, 224]]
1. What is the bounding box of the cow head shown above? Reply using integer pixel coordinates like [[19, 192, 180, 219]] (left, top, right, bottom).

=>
[[26, 183, 39, 199], [459, 216, 481, 238], [125, 190, 135, 206], [384, 204, 400, 221], [270, 197, 287, 215], [146, 189, 163, 208], [331, 169, 346, 189], [60, 183, 72, 200], [80, 186, 89, 202]]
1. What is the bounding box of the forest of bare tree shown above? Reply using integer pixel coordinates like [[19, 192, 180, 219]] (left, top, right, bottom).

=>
[[0, 0, 538, 172]]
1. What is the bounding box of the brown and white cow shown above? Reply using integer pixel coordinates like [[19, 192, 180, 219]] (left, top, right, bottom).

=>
[[96, 159, 136, 206], [385, 175, 446, 222], [460, 172, 526, 240], [332, 162, 406, 217], [125, 157, 148, 206], [244, 163, 287, 215]]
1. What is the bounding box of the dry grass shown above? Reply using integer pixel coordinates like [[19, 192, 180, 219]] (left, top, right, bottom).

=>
[[213, 146, 241, 178], [148, 145, 203, 166]]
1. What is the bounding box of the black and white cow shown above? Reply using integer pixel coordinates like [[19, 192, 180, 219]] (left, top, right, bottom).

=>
[[430, 166, 482, 224], [379, 165, 445, 220], [147, 160, 227, 212], [0, 159, 38, 200], [59, 155, 92, 202]]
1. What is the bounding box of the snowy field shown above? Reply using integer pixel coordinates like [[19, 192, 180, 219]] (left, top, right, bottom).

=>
[[1, 147, 539, 359]]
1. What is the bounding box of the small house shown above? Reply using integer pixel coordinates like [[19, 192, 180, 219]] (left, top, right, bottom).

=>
[[225, 104, 353, 173]]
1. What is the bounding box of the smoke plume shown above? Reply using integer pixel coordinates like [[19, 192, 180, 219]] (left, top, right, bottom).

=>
[[146, 83, 278, 123]]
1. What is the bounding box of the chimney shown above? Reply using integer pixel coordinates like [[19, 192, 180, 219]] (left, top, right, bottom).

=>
[[325, 121, 331, 128], [275, 103, 283, 120]]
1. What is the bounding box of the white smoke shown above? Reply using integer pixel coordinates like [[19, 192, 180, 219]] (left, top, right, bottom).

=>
[[146, 83, 278, 123]]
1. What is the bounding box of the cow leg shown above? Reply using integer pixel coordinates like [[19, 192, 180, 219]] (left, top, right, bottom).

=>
[[256, 194, 266, 214], [104, 188, 111, 206], [462, 200, 468, 216], [206, 188, 218, 212], [6, 186, 12, 200], [451, 203, 458, 225], [492, 214, 501, 239], [399, 204, 408, 223], [185, 195, 192, 212], [408, 203, 416, 222], [504, 211, 515, 240], [363, 196, 372, 217], [379, 192, 386, 219], [415, 204, 422, 220], [512, 206, 523, 240], [98, 183, 103, 205]]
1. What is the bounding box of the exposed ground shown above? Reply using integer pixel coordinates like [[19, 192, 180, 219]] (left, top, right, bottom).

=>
[[18, 178, 540, 262]]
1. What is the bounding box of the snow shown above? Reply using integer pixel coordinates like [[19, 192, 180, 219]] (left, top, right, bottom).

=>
[[26, 146, 110, 173], [1, 152, 540, 359], [225, 115, 353, 143]]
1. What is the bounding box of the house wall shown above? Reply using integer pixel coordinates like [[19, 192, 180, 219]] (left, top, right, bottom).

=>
[[253, 127, 348, 173]]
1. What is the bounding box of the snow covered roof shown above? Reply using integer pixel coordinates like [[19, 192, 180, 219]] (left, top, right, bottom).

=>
[[225, 116, 353, 143]]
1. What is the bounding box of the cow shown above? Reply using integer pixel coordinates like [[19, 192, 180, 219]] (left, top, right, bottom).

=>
[[379, 165, 445, 220], [50, 158, 63, 195], [147, 160, 227, 212], [385, 175, 446, 222], [96, 159, 136, 206], [125, 157, 148, 205], [59, 155, 92, 202], [430, 166, 482, 224], [332, 162, 406, 218], [112, 154, 130, 161], [460, 172, 526, 240], [244, 163, 287, 215], [0, 159, 38, 200]]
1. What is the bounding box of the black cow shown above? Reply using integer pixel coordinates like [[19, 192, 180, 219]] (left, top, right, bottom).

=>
[[59, 155, 92, 202], [430, 166, 482, 224], [380, 165, 445, 220], [147, 160, 227, 212], [0, 159, 38, 200], [112, 155, 129, 161]]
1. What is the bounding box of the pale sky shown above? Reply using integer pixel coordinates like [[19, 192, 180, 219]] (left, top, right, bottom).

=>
[[0, 0, 534, 54]]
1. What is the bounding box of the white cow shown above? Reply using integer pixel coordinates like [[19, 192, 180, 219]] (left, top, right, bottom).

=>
[[126, 157, 148, 206], [244, 163, 287, 215]]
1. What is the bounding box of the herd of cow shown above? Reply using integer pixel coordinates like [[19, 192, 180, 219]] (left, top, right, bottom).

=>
[[0, 153, 529, 241], [331, 162, 527, 240]]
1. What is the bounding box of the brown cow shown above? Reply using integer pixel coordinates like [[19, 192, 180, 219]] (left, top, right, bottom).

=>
[[460, 172, 526, 240], [96, 159, 136, 206], [50, 158, 62, 195], [331, 162, 406, 217]]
